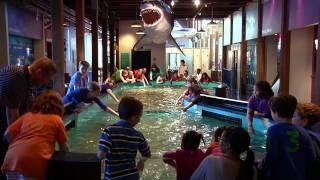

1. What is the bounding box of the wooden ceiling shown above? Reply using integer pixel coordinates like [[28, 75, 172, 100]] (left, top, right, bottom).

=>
[[107, 0, 251, 20]]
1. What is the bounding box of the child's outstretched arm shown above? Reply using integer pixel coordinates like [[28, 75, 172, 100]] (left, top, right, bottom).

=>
[[183, 102, 195, 112], [107, 89, 120, 103], [59, 143, 70, 152], [105, 107, 119, 117]]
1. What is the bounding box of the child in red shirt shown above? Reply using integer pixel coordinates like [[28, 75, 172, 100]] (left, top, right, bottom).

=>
[[162, 130, 205, 180], [1, 91, 69, 180], [205, 126, 226, 156]]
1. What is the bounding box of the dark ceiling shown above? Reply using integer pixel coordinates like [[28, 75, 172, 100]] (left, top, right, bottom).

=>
[[107, 0, 251, 20]]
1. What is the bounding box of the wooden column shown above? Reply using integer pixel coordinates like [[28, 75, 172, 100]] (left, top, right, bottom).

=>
[[279, 0, 290, 93], [109, 16, 115, 75], [214, 32, 219, 69], [257, 0, 266, 81], [102, 6, 108, 80], [76, 0, 85, 65], [315, 21, 320, 105], [115, 19, 120, 69], [0, 1, 9, 67], [91, 0, 99, 81], [51, 0, 65, 95], [240, 7, 247, 95]]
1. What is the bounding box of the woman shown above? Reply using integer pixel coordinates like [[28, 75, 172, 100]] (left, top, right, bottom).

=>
[[247, 81, 274, 133]]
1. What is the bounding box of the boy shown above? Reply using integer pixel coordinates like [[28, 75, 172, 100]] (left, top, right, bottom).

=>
[[259, 93, 315, 180], [98, 96, 151, 180], [66, 60, 90, 95]]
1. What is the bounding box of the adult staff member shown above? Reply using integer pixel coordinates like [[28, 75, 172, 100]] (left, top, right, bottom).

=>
[[0, 57, 57, 178]]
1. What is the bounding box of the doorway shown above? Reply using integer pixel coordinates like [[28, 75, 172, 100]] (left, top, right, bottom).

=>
[[132, 50, 151, 75]]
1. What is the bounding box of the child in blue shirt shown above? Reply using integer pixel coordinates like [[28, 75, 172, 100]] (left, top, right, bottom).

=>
[[63, 81, 118, 116], [258, 93, 315, 180], [66, 60, 90, 95]]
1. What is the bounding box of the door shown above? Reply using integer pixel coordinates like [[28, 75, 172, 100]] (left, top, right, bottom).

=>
[[132, 50, 151, 75]]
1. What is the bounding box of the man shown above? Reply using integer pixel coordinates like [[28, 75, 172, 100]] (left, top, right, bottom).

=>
[[0, 57, 57, 178], [178, 60, 188, 77]]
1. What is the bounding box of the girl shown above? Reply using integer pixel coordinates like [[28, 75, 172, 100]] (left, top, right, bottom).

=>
[[247, 80, 274, 133], [191, 127, 253, 180], [175, 77, 198, 105], [200, 72, 211, 83], [101, 78, 120, 103], [1, 91, 69, 180], [195, 69, 202, 82], [63, 81, 119, 116], [205, 126, 226, 156], [66, 60, 90, 95], [183, 84, 205, 112], [111, 69, 129, 83], [162, 130, 205, 180], [133, 68, 149, 87], [150, 64, 161, 81]]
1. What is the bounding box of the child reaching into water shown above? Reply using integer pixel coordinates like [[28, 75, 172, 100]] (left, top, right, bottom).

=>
[[162, 130, 205, 180], [1, 91, 69, 180], [205, 126, 226, 156], [101, 78, 120, 103], [63, 81, 119, 116]]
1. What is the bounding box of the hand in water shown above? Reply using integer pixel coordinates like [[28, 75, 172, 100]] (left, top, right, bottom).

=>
[[248, 126, 255, 134], [137, 160, 145, 171]]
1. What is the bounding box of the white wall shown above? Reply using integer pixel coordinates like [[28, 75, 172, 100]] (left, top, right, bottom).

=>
[[119, 20, 166, 71], [265, 35, 278, 84], [289, 26, 313, 102]]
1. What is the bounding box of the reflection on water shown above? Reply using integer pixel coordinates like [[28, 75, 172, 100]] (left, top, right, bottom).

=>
[[68, 87, 266, 180]]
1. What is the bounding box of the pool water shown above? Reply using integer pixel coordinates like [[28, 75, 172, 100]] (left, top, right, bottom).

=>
[[67, 87, 266, 180]]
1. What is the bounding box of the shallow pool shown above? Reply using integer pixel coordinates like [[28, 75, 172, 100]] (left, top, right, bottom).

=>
[[68, 87, 266, 180]]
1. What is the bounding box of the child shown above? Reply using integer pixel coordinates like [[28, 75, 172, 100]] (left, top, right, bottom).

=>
[[111, 69, 129, 83], [67, 60, 90, 95], [101, 78, 120, 103], [183, 84, 205, 112], [247, 80, 274, 133], [195, 68, 202, 82], [200, 72, 211, 83], [63, 81, 118, 116], [175, 77, 198, 105], [258, 94, 316, 180], [156, 74, 165, 84], [162, 130, 205, 180], [191, 127, 253, 180], [1, 91, 69, 180], [133, 68, 149, 87], [97, 96, 151, 180], [205, 126, 226, 156], [150, 64, 161, 81]]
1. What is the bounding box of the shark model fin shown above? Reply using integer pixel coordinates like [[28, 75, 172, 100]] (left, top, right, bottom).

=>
[[133, 35, 153, 51], [168, 35, 185, 56]]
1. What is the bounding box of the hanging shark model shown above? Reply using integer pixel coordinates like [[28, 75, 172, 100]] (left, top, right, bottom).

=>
[[133, 0, 185, 55]]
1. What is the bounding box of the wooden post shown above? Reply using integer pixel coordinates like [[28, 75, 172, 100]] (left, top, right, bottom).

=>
[[51, 0, 65, 95], [315, 20, 320, 105], [257, 0, 266, 81], [102, 6, 108, 80], [91, 0, 99, 81], [109, 15, 115, 75], [76, 0, 85, 65], [115, 19, 120, 69], [240, 7, 247, 95], [279, 0, 290, 93], [0, 1, 9, 68], [215, 32, 219, 70]]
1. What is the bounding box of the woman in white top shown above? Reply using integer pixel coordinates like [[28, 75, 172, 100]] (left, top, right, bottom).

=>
[[191, 127, 253, 180]]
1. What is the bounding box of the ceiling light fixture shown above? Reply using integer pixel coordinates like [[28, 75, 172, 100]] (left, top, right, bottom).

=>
[[171, 0, 175, 6], [207, 7, 217, 26], [131, 6, 142, 28], [136, 29, 145, 35], [194, 0, 200, 7]]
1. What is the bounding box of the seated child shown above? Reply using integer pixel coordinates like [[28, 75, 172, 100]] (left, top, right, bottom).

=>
[[97, 96, 151, 179], [162, 130, 205, 180], [195, 68, 202, 82], [175, 77, 198, 105], [1, 91, 69, 180], [126, 70, 136, 83], [258, 94, 316, 180], [134, 68, 149, 87], [191, 127, 253, 180], [67, 60, 90, 94], [101, 78, 120, 103], [200, 72, 211, 83], [205, 126, 226, 156], [183, 84, 206, 112], [63, 81, 118, 116], [156, 74, 165, 84], [150, 64, 161, 81]]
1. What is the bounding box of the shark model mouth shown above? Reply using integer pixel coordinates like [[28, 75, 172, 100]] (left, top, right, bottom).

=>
[[141, 8, 161, 26]]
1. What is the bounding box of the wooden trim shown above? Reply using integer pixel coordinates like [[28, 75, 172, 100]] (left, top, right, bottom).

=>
[[102, 6, 108, 81], [256, 0, 266, 81], [315, 21, 320, 105], [109, 16, 115, 75], [240, 7, 247, 95], [76, 0, 85, 66], [91, 3, 99, 82]]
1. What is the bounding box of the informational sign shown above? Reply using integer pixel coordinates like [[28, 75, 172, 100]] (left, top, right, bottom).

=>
[[289, 0, 320, 30], [233, 10, 242, 44], [223, 16, 231, 46], [246, 3, 258, 40], [262, 0, 282, 36]]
